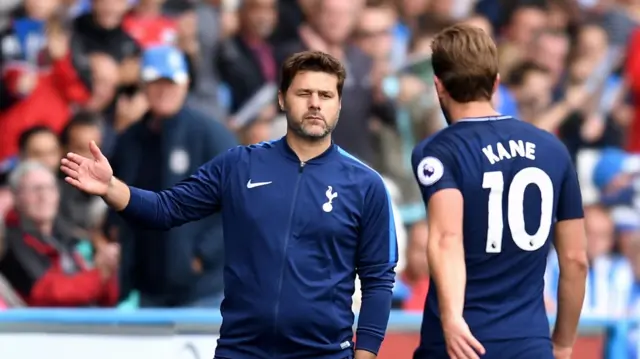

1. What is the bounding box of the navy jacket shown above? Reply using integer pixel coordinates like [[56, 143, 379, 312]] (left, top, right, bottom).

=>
[[107, 107, 237, 305], [119, 138, 398, 358]]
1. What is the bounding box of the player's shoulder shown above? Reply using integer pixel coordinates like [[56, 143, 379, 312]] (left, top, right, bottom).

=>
[[510, 119, 565, 146], [245, 140, 279, 152], [411, 130, 456, 187], [238, 140, 279, 154], [411, 124, 464, 167], [414, 125, 458, 150], [335, 146, 387, 189], [434, 117, 568, 158], [454, 115, 561, 145], [412, 127, 453, 162], [412, 118, 493, 159], [509, 119, 573, 163], [215, 140, 278, 163]]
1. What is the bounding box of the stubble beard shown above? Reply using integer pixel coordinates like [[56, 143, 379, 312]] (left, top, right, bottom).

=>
[[286, 113, 337, 142]]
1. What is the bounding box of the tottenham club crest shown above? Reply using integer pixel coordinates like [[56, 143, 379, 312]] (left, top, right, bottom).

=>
[[416, 156, 444, 186], [322, 186, 338, 212]]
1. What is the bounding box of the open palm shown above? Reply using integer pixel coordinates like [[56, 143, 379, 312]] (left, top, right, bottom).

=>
[[60, 141, 113, 196]]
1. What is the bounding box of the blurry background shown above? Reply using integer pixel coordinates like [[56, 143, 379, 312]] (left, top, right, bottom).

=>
[[0, 0, 639, 357]]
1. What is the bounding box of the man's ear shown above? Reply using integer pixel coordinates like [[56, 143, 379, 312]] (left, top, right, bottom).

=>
[[433, 76, 444, 95], [277, 91, 285, 111], [493, 74, 501, 95], [433, 76, 450, 101]]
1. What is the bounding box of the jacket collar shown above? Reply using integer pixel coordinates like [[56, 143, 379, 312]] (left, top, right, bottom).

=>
[[276, 136, 337, 165]]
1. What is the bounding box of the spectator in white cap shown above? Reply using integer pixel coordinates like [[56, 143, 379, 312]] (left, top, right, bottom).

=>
[[102, 44, 239, 308], [140, 44, 190, 115]]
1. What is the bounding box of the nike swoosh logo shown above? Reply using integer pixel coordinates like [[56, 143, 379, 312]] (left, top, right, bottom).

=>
[[247, 180, 272, 189]]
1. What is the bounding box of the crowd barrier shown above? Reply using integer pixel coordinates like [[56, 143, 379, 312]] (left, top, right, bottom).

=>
[[0, 309, 635, 358]]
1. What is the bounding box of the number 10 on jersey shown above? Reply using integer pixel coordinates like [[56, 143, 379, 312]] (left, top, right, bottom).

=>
[[482, 168, 554, 253]]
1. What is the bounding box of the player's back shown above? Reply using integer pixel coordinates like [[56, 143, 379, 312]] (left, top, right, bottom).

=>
[[413, 116, 573, 350]]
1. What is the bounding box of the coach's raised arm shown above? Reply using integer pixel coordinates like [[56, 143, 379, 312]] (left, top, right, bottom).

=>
[[60, 140, 223, 230]]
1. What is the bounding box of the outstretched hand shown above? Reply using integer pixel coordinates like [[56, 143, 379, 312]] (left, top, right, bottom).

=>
[[60, 141, 113, 196]]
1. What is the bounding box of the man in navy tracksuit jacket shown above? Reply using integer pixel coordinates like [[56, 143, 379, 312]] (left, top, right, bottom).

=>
[[60, 51, 398, 359]]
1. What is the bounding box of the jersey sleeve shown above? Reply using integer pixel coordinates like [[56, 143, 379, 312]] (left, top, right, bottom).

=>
[[556, 154, 584, 221], [411, 140, 461, 204], [120, 147, 237, 229]]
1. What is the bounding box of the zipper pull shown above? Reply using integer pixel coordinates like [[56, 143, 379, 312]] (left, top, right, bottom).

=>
[[299, 162, 306, 173]]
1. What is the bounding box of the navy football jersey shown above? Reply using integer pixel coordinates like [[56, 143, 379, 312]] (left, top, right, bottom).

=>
[[411, 116, 583, 348]]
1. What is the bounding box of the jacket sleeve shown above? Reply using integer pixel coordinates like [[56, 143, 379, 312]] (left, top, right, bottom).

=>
[[355, 175, 398, 355], [119, 148, 235, 230], [29, 267, 106, 307]]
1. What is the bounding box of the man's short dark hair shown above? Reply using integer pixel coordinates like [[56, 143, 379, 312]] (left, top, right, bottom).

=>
[[279, 51, 347, 97], [18, 126, 56, 153], [506, 61, 551, 87], [60, 111, 102, 146], [431, 24, 499, 103]]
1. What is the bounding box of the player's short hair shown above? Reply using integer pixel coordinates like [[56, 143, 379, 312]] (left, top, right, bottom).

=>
[[279, 51, 347, 97], [431, 24, 499, 103]]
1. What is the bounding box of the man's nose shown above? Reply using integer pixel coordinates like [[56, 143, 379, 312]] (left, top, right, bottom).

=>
[[308, 93, 321, 109]]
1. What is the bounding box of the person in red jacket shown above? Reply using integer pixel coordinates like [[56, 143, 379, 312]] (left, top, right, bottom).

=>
[[625, 28, 640, 153], [0, 161, 118, 307], [122, 0, 178, 48], [0, 25, 93, 161]]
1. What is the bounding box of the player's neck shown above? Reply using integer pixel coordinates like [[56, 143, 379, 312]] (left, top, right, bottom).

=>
[[447, 101, 500, 124], [285, 133, 332, 163]]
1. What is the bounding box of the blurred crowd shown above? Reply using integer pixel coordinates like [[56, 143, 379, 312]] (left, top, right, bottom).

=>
[[0, 0, 638, 336]]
